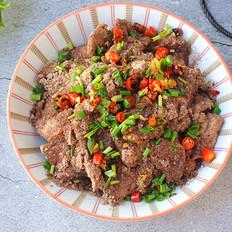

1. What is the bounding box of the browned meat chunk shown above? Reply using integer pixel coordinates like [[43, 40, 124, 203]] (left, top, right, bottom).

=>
[[102, 163, 137, 206], [196, 113, 223, 152], [150, 139, 186, 183], [192, 93, 214, 115], [136, 157, 159, 193], [69, 45, 88, 60], [87, 24, 112, 56]]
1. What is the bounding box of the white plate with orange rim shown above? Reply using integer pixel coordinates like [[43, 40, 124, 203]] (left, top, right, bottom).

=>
[[7, 2, 232, 221]]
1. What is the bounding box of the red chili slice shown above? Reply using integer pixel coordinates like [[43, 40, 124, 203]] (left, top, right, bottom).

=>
[[139, 78, 148, 89], [155, 47, 169, 60], [93, 152, 103, 165], [57, 95, 71, 110], [109, 101, 118, 114], [210, 89, 220, 97], [67, 93, 79, 105], [144, 26, 157, 37], [125, 75, 138, 91], [116, 112, 125, 123], [109, 51, 120, 63], [113, 27, 124, 42], [131, 191, 142, 203]]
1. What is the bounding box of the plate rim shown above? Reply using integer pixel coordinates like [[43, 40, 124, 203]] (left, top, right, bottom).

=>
[[7, 1, 232, 221]]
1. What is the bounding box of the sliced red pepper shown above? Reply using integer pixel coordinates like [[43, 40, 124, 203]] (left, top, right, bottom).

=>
[[148, 79, 163, 92], [202, 147, 216, 163], [93, 152, 103, 165], [155, 47, 169, 60], [116, 112, 125, 123], [109, 51, 120, 63], [57, 95, 71, 110], [109, 101, 118, 114], [182, 137, 195, 151], [125, 75, 138, 91], [148, 115, 157, 127], [91, 96, 101, 106], [67, 93, 79, 105], [124, 95, 135, 108], [113, 27, 124, 42], [139, 78, 148, 89], [144, 26, 157, 37], [131, 191, 142, 203], [210, 89, 220, 97], [80, 95, 87, 103]]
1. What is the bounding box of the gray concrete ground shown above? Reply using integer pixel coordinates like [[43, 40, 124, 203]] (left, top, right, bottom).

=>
[[0, 0, 231, 231]]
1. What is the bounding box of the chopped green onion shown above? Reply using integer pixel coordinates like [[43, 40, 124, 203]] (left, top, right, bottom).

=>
[[168, 89, 180, 97], [110, 180, 120, 185], [186, 123, 200, 139], [164, 128, 172, 139], [169, 144, 176, 152], [155, 138, 161, 145], [178, 76, 187, 84], [116, 41, 124, 51], [55, 64, 66, 72], [49, 165, 55, 175], [30, 93, 42, 102], [84, 124, 101, 138], [145, 66, 151, 77], [110, 151, 120, 158], [111, 125, 121, 137], [43, 159, 51, 171], [72, 179, 80, 184], [91, 55, 101, 62], [111, 95, 123, 102], [96, 46, 103, 56], [128, 29, 137, 37], [92, 74, 103, 86], [71, 67, 85, 80], [157, 118, 162, 125], [123, 68, 130, 80], [53, 103, 58, 109], [170, 131, 178, 142], [67, 41, 74, 50], [87, 137, 95, 154], [160, 59, 167, 71], [158, 95, 163, 107], [99, 140, 104, 151], [91, 64, 108, 76], [112, 70, 123, 86], [58, 50, 70, 62], [105, 170, 116, 178], [68, 114, 75, 120], [140, 125, 157, 135], [152, 24, 172, 41], [138, 88, 148, 97], [76, 110, 86, 120], [30, 84, 43, 102], [143, 147, 151, 157], [212, 102, 221, 115], [70, 85, 82, 94], [103, 146, 113, 154], [69, 148, 75, 156], [0, 1, 10, 28], [165, 55, 173, 67], [119, 90, 132, 96], [123, 98, 130, 108]]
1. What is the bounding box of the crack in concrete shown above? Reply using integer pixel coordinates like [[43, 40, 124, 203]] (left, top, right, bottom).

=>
[[0, 174, 29, 184], [212, 41, 232, 47]]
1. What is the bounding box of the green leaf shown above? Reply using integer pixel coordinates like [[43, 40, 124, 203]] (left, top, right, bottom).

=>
[[43, 159, 51, 171], [76, 110, 86, 120], [140, 125, 156, 135]]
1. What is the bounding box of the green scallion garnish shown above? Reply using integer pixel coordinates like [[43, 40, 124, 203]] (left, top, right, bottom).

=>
[[143, 147, 151, 157], [158, 95, 163, 107], [49, 165, 55, 175], [91, 64, 108, 76], [212, 102, 221, 115], [58, 50, 70, 62], [91, 55, 101, 62], [87, 136, 95, 154], [178, 76, 187, 84], [76, 110, 86, 120]]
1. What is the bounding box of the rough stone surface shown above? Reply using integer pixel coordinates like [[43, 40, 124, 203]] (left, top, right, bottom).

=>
[[0, 0, 231, 231]]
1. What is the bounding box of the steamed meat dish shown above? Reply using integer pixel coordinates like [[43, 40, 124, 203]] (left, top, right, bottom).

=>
[[30, 19, 223, 205]]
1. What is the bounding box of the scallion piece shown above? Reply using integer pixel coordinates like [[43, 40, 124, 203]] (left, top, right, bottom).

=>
[[87, 137, 95, 154], [140, 125, 157, 135], [91, 55, 101, 62], [154, 137, 161, 145], [30, 84, 44, 102], [164, 128, 172, 139], [152, 24, 172, 41], [30, 93, 42, 102], [58, 50, 70, 62], [76, 110, 85, 120], [43, 159, 51, 171], [99, 140, 104, 151], [128, 29, 137, 37], [212, 102, 221, 115], [111, 125, 121, 137], [169, 144, 177, 152], [170, 131, 178, 142], [119, 90, 132, 96], [67, 41, 73, 49], [92, 74, 103, 86], [49, 165, 55, 175], [53, 103, 58, 109], [104, 170, 116, 178], [55, 64, 66, 72], [123, 98, 130, 108], [69, 148, 75, 156], [165, 55, 173, 67], [103, 146, 113, 154], [112, 70, 123, 86], [158, 95, 163, 107], [143, 147, 151, 157], [116, 41, 124, 51], [96, 46, 103, 56], [72, 179, 80, 184], [110, 151, 120, 158], [110, 180, 120, 185], [178, 76, 187, 84], [91, 64, 108, 76], [71, 67, 85, 80], [84, 127, 100, 138], [168, 89, 180, 97]]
